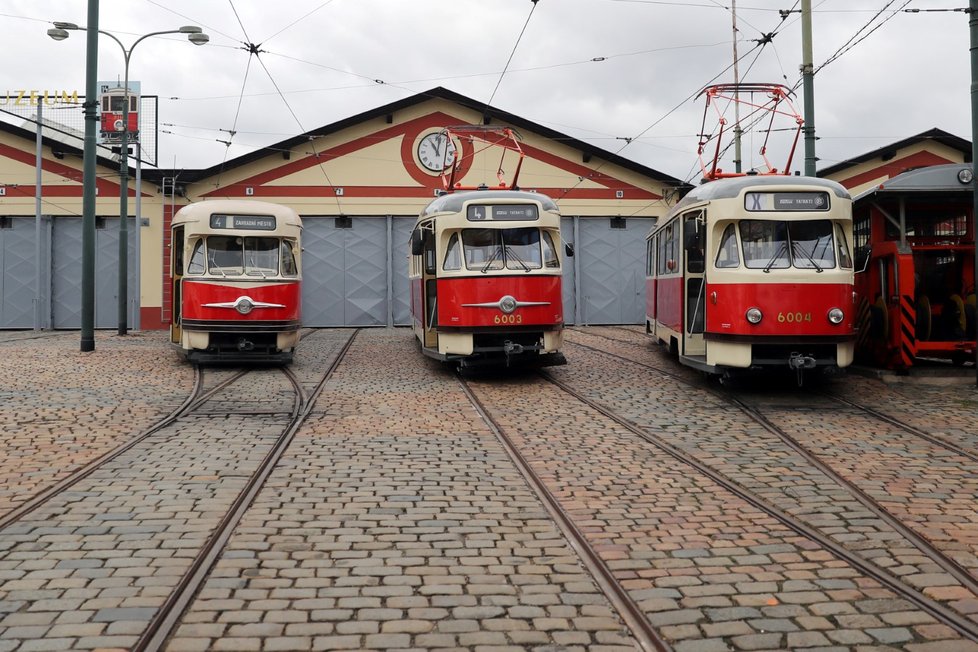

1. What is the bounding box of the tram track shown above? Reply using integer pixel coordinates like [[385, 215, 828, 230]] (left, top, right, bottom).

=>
[[456, 371, 672, 652], [0, 329, 359, 652], [556, 331, 978, 639], [134, 329, 358, 652]]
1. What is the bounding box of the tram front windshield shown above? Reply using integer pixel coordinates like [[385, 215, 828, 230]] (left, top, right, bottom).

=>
[[739, 219, 841, 271], [187, 235, 298, 277], [443, 227, 559, 272]]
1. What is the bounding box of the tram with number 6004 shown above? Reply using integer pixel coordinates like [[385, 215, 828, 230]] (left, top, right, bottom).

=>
[[169, 200, 302, 363], [646, 175, 857, 380]]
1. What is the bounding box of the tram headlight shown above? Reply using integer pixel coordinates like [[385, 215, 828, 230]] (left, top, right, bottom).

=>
[[235, 298, 255, 315], [827, 307, 844, 324], [499, 295, 517, 314], [745, 307, 763, 324]]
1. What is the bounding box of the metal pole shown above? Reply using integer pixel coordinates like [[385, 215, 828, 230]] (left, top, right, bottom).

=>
[[801, 0, 817, 176], [134, 141, 142, 330], [969, 0, 978, 384], [80, 0, 99, 352], [731, 0, 742, 174], [118, 46, 131, 335], [35, 103, 43, 331]]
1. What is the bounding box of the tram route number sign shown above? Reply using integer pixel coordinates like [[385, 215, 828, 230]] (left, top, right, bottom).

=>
[[210, 214, 277, 230], [745, 191, 829, 212], [466, 205, 539, 221]]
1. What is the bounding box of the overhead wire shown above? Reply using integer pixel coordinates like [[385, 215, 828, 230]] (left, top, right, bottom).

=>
[[483, 0, 540, 118]]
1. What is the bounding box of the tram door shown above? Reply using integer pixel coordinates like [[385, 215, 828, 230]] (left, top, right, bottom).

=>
[[419, 223, 438, 349], [683, 211, 706, 356], [170, 226, 184, 345]]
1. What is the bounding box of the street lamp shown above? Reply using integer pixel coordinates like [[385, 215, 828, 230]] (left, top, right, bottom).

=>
[[49, 22, 208, 336]]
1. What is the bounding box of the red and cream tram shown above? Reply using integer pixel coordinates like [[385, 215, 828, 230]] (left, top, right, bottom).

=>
[[409, 189, 570, 368], [645, 175, 856, 379], [169, 200, 302, 363], [852, 163, 976, 369]]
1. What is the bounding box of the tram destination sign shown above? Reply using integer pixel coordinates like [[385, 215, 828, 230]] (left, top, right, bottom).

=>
[[210, 214, 277, 230], [466, 205, 539, 221], [744, 191, 830, 212]]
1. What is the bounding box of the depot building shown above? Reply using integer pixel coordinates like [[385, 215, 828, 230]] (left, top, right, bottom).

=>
[[0, 87, 697, 330], [0, 87, 969, 331]]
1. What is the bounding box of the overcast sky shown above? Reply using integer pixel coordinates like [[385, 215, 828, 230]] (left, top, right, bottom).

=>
[[1, 0, 972, 186]]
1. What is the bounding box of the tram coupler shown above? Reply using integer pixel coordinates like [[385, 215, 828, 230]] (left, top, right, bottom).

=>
[[237, 337, 255, 352], [503, 340, 525, 356], [787, 352, 817, 370]]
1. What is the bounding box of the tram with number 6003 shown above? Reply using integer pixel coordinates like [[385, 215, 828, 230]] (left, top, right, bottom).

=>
[[169, 200, 302, 363], [645, 175, 857, 380], [409, 189, 571, 368]]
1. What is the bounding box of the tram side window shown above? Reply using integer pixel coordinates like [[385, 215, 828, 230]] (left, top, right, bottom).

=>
[[542, 231, 559, 269], [187, 239, 205, 275], [834, 223, 853, 269], [657, 222, 676, 274], [281, 240, 298, 277], [715, 223, 740, 268], [443, 233, 462, 271]]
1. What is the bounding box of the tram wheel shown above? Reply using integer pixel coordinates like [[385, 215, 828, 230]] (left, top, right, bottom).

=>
[[915, 295, 932, 342]]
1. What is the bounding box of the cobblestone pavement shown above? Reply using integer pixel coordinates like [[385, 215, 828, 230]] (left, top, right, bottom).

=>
[[0, 327, 976, 652]]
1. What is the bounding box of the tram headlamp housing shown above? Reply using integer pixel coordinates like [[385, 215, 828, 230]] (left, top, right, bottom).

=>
[[827, 307, 845, 324], [235, 298, 255, 315], [745, 307, 763, 324], [499, 295, 517, 314]]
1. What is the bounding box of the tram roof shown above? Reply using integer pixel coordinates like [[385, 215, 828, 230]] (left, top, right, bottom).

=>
[[853, 163, 974, 201], [420, 189, 559, 218], [172, 199, 302, 228], [672, 174, 850, 212]]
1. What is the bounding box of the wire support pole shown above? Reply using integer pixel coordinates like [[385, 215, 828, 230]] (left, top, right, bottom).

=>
[[801, 0, 817, 176], [969, 0, 978, 384]]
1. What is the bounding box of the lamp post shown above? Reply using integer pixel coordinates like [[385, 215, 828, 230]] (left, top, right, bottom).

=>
[[48, 22, 208, 336]]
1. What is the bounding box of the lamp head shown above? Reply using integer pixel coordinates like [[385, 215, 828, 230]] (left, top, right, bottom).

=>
[[47, 28, 70, 41], [53, 21, 80, 30], [178, 25, 202, 34], [187, 32, 209, 46]]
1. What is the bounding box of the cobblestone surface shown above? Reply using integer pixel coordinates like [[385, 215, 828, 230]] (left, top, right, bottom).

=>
[[165, 331, 634, 651], [0, 332, 192, 518], [0, 326, 975, 652]]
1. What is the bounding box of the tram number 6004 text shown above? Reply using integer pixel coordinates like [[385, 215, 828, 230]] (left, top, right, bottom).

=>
[[777, 311, 812, 323], [494, 314, 523, 324]]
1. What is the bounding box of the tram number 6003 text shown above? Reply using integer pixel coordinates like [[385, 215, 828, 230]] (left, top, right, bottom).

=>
[[777, 311, 812, 323], [494, 314, 523, 324]]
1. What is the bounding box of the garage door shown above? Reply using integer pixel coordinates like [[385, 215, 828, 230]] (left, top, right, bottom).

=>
[[52, 217, 136, 329], [574, 216, 653, 325], [0, 217, 42, 328], [301, 216, 415, 327]]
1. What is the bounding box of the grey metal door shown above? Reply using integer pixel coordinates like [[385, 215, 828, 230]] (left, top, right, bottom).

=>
[[391, 217, 414, 326], [52, 217, 136, 329], [1, 217, 39, 328], [302, 217, 389, 326], [577, 217, 652, 325], [561, 216, 576, 325]]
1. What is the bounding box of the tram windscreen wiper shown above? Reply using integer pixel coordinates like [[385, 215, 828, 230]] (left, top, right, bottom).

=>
[[791, 241, 823, 272], [505, 246, 531, 272], [763, 242, 788, 273], [481, 246, 503, 273]]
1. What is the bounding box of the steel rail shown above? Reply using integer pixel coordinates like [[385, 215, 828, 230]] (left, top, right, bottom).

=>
[[135, 329, 359, 652], [456, 372, 673, 652]]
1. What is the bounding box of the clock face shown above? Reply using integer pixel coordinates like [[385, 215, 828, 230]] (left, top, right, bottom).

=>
[[417, 133, 457, 172]]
